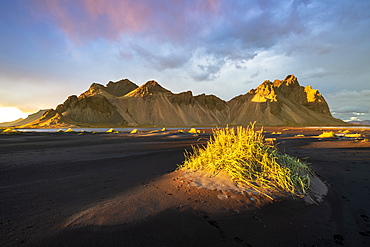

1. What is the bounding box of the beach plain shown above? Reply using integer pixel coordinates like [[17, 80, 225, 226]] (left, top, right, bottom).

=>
[[1, 127, 370, 246]]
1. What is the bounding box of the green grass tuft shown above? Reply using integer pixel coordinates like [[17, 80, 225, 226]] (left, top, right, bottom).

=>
[[178, 124, 312, 198]]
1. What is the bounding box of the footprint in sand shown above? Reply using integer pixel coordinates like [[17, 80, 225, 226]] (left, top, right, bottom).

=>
[[333, 234, 344, 245], [360, 214, 369, 222], [359, 231, 370, 237]]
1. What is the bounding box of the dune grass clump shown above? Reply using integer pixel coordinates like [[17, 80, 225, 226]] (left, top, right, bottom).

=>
[[188, 128, 200, 134], [338, 129, 351, 134], [344, 133, 361, 138], [106, 128, 119, 133], [2, 128, 21, 134], [3, 128, 17, 133], [178, 125, 312, 198], [318, 131, 336, 138]]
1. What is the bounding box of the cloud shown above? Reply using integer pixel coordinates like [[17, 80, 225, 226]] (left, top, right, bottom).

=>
[[325, 90, 370, 121], [334, 106, 369, 114], [28, 0, 312, 79], [1, 0, 369, 112], [190, 64, 224, 82], [31, 0, 219, 44], [31, 0, 152, 42], [129, 43, 191, 71], [250, 70, 259, 78]]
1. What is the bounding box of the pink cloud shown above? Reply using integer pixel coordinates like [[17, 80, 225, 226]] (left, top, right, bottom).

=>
[[31, 0, 156, 43], [31, 0, 221, 44], [82, 0, 152, 33]]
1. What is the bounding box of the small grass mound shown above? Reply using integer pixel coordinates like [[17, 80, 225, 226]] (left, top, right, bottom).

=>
[[318, 131, 336, 138], [3, 128, 17, 133], [106, 128, 119, 133], [1, 128, 21, 134], [344, 133, 361, 138], [338, 129, 351, 134], [178, 125, 312, 199], [188, 128, 200, 134], [271, 131, 282, 135]]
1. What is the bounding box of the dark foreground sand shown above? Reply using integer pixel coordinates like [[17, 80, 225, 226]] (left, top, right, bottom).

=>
[[0, 128, 369, 246]]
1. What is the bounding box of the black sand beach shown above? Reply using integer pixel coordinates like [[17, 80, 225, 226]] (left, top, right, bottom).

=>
[[1, 128, 369, 246]]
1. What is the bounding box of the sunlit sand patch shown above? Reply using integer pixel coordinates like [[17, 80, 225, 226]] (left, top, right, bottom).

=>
[[183, 170, 327, 205], [64, 171, 270, 229], [183, 170, 268, 195], [64, 168, 328, 231]]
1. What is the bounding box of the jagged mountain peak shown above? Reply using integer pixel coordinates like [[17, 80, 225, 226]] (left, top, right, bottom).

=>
[[257, 74, 299, 88], [141, 80, 170, 92], [105, 79, 138, 97], [283, 74, 299, 85], [80, 79, 138, 98], [107, 78, 134, 86], [124, 80, 172, 97]]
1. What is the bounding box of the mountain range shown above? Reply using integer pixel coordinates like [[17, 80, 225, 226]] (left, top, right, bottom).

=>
[[5, 75, 346, 128], [348, 120, 370, 125]]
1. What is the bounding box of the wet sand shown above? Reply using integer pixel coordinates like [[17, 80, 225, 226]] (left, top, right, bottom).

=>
[[1, 128, 370, 246]]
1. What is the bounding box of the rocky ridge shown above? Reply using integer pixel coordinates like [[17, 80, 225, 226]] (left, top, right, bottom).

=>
[[16, 75, 346, 127]]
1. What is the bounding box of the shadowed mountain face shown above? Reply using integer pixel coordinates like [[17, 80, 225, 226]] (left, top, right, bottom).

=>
[[16, 75, 346, 128]]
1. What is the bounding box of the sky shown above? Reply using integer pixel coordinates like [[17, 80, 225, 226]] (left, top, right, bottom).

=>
[[0, 0, 369, 123]]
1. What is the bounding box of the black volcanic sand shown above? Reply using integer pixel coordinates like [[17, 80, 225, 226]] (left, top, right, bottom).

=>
[[0, 128, 370, 247]]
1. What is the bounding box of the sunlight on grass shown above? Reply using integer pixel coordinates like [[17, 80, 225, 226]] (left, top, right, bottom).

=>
[[344, 133, 361, 138], [178, 124, 312, 199], [3, 128, 17, 133], [338, 129, 351, 134], [318, 131, 336, 138], [106, 128, 119, 133], [188, 128, 200, 134]]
